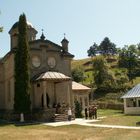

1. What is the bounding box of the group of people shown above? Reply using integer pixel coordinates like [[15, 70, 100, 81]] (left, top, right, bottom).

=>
[[85, 105, 97, 119], [54, 102, 97, 121]]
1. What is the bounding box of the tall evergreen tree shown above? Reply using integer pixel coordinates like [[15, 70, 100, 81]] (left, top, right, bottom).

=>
[[87, 42, 99, 57], [99, 37, 117, 55], [14, 14, 31, 114]]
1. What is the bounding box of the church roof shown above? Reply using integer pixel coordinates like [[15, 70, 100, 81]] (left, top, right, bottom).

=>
[[61, 37, 69, 43], [29, 39, 74, 58], [121, 84, 140, 98], [9, 21, 36, 33], [33, 71, 71, 81], [72, 81, 91, 91], [11, 21, 33, 29]]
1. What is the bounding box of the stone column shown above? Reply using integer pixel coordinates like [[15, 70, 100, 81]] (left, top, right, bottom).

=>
[[124, 98, 127, 114], [82, 96, 85, 110], [67, 82, 70, 106], [87, 94, 89, 107], [42, 81, 47, 109]]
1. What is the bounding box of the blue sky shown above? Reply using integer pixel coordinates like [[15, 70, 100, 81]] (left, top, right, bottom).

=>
[[1, 0, 140, 59]]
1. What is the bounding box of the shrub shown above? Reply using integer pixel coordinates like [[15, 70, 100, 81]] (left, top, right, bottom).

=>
[[74, 101, 82, 118]]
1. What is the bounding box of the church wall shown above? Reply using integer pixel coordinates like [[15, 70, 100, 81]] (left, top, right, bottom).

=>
[[55, 81, 72, 106], [3, 54, 15, 109], [32, 82, 43, 108], [60, 58, 71, 76], [30, 49, 45, 78], [46, 81, 55, 107], [29, 42, 72, 78], [0, 62, 5, 109], [10, 28, 18, 49]]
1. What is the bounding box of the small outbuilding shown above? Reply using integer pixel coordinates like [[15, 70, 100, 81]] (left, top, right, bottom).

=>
[[72, 81, 91, 110], [121, 84, 140, 114]]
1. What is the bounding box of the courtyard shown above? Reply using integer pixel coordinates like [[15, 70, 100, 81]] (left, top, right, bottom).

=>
[[0, 109, 140, 140]]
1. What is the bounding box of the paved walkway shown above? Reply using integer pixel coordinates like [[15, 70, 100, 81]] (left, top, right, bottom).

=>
[[44, 118, 140, 130]]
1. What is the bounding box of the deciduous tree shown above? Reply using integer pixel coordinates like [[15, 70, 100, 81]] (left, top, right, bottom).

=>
[[92, 56, 116, 89], [118, 45, 139, 81], [72, 67, 85, 82]]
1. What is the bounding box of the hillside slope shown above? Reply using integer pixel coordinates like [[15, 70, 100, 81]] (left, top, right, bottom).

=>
[[71, 57, 140, 104]]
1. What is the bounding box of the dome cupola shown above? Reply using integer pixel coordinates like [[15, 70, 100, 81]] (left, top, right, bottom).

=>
[[9, 21, 38, 50]]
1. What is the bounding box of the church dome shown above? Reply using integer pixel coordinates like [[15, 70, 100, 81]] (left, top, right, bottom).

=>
[[9, 21, 35, 33]]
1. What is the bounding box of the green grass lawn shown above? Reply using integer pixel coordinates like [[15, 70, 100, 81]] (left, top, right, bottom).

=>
[[0, 123, 140, 140], [97, 109, 140, 126], [0, 109, 140, 140]]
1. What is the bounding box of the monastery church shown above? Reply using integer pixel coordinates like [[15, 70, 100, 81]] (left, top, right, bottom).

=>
[[0, 21, 90, 113]]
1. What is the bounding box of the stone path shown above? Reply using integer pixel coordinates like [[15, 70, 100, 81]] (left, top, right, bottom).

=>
[[44, 118, 140, 130]]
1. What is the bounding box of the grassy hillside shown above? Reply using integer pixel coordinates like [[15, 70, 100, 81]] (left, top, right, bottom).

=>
[[72, 57, 119, 85], [71, 58, 91, 69], [71, 57, 140, 104]]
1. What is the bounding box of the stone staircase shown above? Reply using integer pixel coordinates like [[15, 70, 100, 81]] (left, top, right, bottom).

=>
[[54, 114, 68, 122], [54, 114, 75, 122]]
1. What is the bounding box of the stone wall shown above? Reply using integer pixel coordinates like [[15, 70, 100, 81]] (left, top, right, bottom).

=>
[[0, 109, 56, 122]]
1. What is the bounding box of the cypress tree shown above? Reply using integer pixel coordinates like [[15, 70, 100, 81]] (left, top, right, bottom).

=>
[[14, 14, 31, 114]]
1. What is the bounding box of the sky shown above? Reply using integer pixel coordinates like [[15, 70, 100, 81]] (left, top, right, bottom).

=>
[[1, 0, 140, 59]]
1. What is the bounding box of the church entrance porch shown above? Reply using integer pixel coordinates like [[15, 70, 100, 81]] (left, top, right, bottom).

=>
[[31, 72, 73, 111]]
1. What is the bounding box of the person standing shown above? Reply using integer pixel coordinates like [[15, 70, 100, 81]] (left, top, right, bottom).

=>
[[92, 105, 95, 119], [89, 106, 92, 119], [94, 105, 97, 119], [68, 107, 72, 121]]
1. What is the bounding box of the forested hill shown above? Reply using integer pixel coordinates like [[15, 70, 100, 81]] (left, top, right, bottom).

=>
[[71, 38, 140, 104], [71, 56, 140, 104], [72, 55, 140, 85]]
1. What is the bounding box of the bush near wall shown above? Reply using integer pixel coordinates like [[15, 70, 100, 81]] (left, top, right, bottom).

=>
[[91, 102, 124, 110]]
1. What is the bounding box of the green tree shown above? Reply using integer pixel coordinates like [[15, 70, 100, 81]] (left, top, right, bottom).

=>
[[92, 56, 116, 89], [14, 14, 31, 118], [99, 37, 117, 56], [74, 100, 82, 118], [118, 45, 139, 81], [0, 27, 3, 32], [87, 37, 117, 58], [72, 67, 85, 82], [115, 69, 129, 89], [87, 42, 99, 57]]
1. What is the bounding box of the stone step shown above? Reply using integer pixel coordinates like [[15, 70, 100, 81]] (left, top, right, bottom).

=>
[[54, 114, 68, 122], [54, 114, 75, 122]]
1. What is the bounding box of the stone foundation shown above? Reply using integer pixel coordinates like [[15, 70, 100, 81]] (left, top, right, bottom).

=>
[[0, 108, 56, 122]]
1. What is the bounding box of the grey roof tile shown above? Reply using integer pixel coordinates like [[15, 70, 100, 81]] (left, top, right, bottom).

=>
[[121, 84, 140, 98]]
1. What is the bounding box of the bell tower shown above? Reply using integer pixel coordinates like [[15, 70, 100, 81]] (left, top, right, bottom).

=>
[[61, 34, 69, 52], [9, 21, 38, 50]]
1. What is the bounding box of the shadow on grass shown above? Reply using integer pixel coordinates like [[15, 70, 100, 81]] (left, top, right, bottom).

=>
[[136, 121, 140, 126], [0, 119, 43, 127], [0, 119, 14, 126]]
